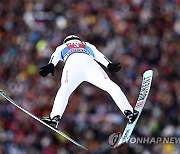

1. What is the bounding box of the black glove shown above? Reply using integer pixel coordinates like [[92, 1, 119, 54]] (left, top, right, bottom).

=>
[[107, 63, 121, 73], [39, 63, 55, 77]]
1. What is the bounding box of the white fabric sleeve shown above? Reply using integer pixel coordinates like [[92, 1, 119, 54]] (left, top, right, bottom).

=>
[[48, 45, 64, 66], [86, 42, 111, 67]]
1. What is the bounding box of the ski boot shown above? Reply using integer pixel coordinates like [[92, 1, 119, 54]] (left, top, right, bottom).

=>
[[40, 115, 61, 129], [124, 110, 139, 124]]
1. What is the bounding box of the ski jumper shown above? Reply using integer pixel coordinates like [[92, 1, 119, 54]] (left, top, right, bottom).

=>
[[49, 41, 133, 118]]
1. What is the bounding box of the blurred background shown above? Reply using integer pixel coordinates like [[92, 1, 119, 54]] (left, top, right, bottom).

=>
[[0, 0, 180, 153]]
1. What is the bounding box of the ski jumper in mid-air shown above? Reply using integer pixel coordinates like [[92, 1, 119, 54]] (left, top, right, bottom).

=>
[[39, 35, 139, 128]]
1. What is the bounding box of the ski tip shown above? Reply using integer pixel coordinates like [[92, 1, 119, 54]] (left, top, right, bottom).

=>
[[144, 70, 153, 76]]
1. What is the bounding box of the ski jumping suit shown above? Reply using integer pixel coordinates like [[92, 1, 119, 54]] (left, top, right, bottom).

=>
[[49, 41, 133, 118]]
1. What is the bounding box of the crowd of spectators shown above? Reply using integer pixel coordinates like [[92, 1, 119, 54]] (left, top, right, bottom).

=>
[[0, 0, 180, 153]]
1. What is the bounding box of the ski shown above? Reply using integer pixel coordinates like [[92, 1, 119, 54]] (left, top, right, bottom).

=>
[[113, 70, 153, 148], [0, 88, 88, 150]]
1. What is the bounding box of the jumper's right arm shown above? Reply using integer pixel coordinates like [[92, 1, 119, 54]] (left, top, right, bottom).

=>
[[86, 42, 121, 73], [86, 42, 111, 67]]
